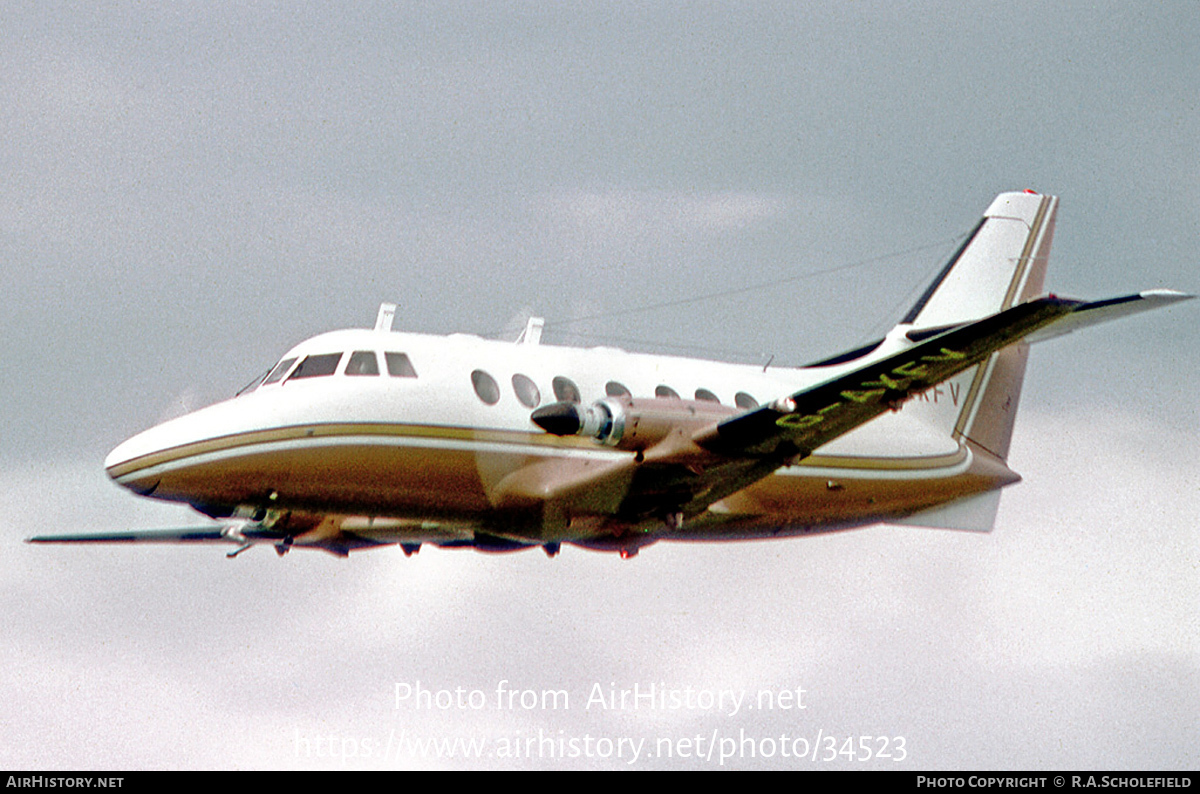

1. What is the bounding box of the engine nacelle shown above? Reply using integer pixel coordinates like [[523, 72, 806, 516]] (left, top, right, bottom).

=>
[[531, 396, 737, 451]]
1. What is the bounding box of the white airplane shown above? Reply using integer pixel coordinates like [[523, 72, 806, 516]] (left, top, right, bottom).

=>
[[29, 191, 1191, 558]]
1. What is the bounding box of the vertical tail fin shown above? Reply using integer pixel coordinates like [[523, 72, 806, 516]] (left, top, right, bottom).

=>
[[904, 191, 1058, 328], [900, 191, 1058, 461], [890, 192, 1057, 532]]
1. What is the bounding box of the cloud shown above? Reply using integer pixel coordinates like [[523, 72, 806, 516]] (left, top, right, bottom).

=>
[[2, 399, 1195, 769]]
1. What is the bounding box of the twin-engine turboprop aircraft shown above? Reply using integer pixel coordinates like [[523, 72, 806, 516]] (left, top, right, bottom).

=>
[[29, 191, 1191, 557]]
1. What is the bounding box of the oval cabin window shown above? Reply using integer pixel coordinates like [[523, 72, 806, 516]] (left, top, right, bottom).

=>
[[471, 370, 501, 405], [552, 376, 581, 404], [512, 374, 541, 408], [735, 391, 759, 410]]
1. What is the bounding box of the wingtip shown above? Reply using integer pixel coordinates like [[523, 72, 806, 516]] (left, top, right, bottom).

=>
[[1138, 289, 1195, 303]]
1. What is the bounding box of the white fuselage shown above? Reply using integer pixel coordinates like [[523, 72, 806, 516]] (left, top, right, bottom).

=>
[[104, 327, 1011, 547]]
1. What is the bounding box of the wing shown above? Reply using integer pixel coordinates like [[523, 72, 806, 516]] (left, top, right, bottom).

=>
[[528, 296, 1084, 529], [27, 526, 233, 543], [696, 296, 1080, 458], [1022, 289, 1192, 343], [27, 518, 420, 558], [26, 522, 293, 557]]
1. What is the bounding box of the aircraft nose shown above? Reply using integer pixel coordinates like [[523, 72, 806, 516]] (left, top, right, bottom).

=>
[[101, 393, 274, 498], [104, 427, 168, 495], [104, 436, 139, 479], [102, 407, 215, 489]]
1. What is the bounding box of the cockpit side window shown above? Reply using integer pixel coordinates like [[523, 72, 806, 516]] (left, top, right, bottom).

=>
[[263, 357, 298, 385], [385, 352, 418, 378], [345, 350, 380, 376], [236, 369, 268, 397], [288, 353, 342, 380]]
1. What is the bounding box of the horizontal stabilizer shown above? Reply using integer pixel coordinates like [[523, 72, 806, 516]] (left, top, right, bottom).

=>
[[1024, 289, 1193, 343]]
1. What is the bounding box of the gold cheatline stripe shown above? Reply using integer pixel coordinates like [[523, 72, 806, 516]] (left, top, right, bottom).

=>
[[953, 195, 1049, 440], [110, 421, 971, 482], [797, 446, 968, 471], [107, 422, 599, 479]]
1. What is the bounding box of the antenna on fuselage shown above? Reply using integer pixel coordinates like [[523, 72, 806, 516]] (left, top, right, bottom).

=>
[[516, 316, 544, 345], [375, 303, 397, 332]]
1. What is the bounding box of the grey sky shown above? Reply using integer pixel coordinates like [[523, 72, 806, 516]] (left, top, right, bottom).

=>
[[1, 1, 1196, 769]]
